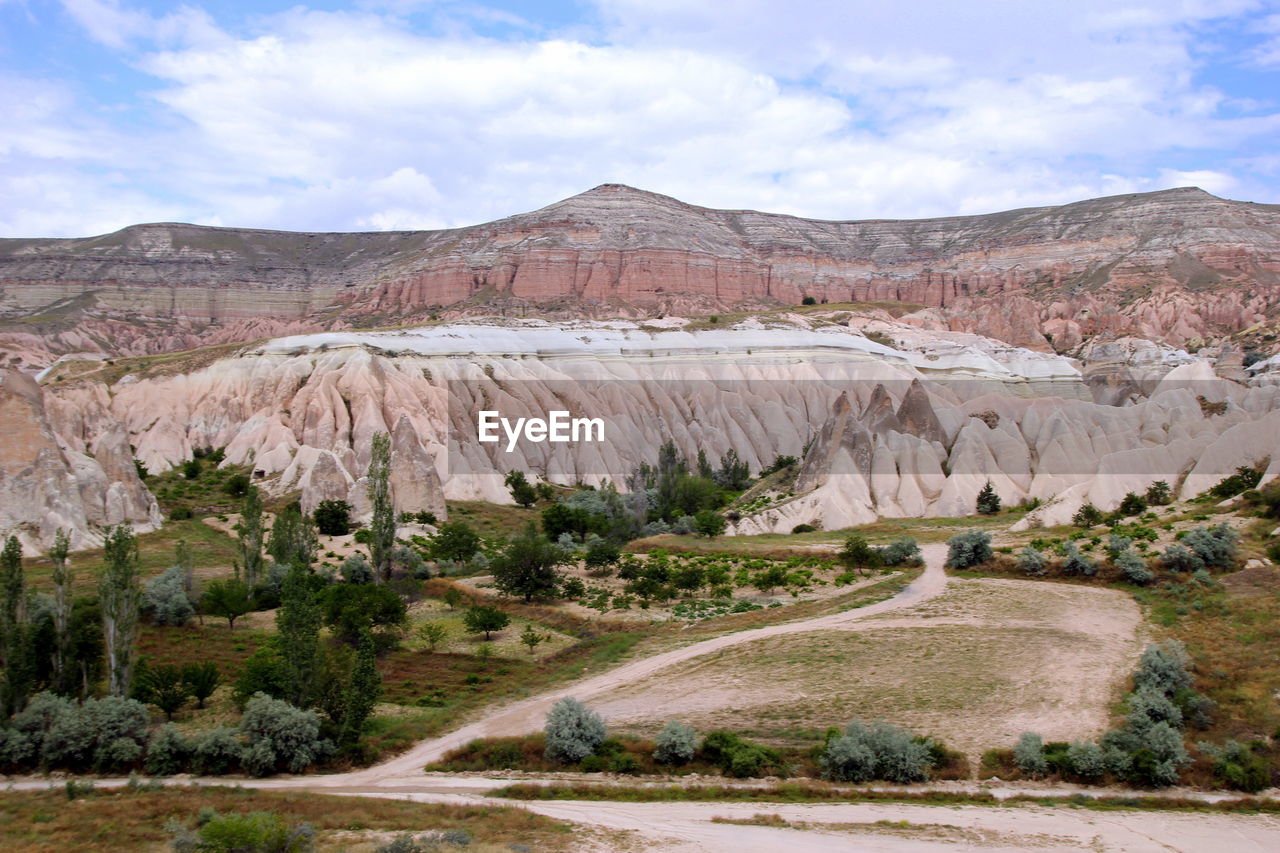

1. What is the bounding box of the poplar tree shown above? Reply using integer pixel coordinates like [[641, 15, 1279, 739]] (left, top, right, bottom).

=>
[[341, 629, 381, 747], [367, 432, 395, 581], [277, 563, 321, 707], [49, 529, 72, 689], [0, 535, 33, 713], [100, 525, 143, 697], [234, 485, 265, 588]]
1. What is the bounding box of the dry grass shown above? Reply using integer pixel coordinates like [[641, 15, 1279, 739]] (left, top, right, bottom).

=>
[[588, 578, 1141, 758], [0, 786, 576, 852]]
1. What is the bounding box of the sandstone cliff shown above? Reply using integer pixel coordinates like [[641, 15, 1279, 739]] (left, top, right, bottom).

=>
[[4, 185, 1278, 370]]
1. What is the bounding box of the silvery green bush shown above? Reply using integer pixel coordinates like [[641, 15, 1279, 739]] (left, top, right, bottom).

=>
[[544, 697, 607, 764], [653, 720, 698, 765]]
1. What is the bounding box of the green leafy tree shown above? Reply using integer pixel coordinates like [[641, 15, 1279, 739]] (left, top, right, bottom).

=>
[[417, 621, 448, 652], [839, 534, 883, 572], [463, 605, 510, 640], [429, 522, 481, 563], [320, 582, 407, 647], [202, 578, 254, 630], [490, 524, 567, 602], [48, 530, 73, 693], [504, 470, 537, 508], [1145, 480, 1172, 506], [340, 630, 381, 747], [99, 526, 142, 698], [367, 431, 396, 582], [267, 503, 318, 569], [137, 663, 191, 720], [277, 564, 322, 707], [443, 587, 466, 610], [183, 661, 221, 709], [520, 623, 546, 655], [692, 509, 726, 538], [313, 500, 352, 536], [234, 486, 266, 588], [976, 481, 1001, 515], [1072, 503, 1105, 528], [1117, 492, 1148, 517]]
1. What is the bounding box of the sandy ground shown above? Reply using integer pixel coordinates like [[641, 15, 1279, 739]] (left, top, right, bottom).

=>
[[588, 576, 1144, 755]]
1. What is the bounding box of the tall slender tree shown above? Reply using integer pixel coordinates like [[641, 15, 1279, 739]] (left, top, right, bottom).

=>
[[367, 431, 395, 581], [0, 535, 32, 714], [48, 529, 72, 690], [234, 485, 265, 588], [174, 538, 195, 600], [341, 629, 381, 747], [100, 525, 143, 697], [267, 502, 318, 569], [277, 562, 322, 707]]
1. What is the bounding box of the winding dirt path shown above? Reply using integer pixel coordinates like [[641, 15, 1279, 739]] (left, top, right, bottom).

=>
[[305, 543, 950, 787]]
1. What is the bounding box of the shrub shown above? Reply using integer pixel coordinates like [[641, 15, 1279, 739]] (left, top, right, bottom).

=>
[[1013, 732, 1048, 777], [976, 481, 1001, 515], [1072, 503, 1104, 528], [692, 509, 727, 537], [1016, 545, 1046, 576], [945, 530, 992, 569], [171, 810, 315, 853], [653, 720, 698, 765], [1066, 740, 1106, 780], [1208, 465, 1263, 500], [184, 661, 221, 709], [583, 536, 621, 569], [1060, 541, 1097, 576], [340, 552, 374, 584], [190, 727, 243, 775], [801, 295, 817, 305], [879, 537, 922, 567], [1133, 641, 1194, 696], [701, 730, 781, 778], [313, 500, 352, 536], [238, 693, 331, 776], [1161, 543, 1204, 574], [1117, 492, 1148, 517], [1182, 524, 1239, 569], [0, 728, 34, 772], [1202, 740, 1271, 793], [1128, 685, 1183, 729], [144, 565, 196, 626], [544, 697, 607, 764], [145, 723, 190, 777], [170, 507, 195, 521], [839, 535, 883, 570], [822, 720, 935, 783], [182, 459, 202, 480], [1114, 548, 1154, 585]]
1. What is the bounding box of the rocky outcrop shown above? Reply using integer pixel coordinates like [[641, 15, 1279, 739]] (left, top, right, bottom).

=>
[[31, 321, 1278, 539], [0, 369, 160, 552], [4, 185, 1279, 370]]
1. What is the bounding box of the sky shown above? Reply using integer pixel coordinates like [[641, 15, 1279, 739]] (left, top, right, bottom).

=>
[[2, 0, 1280, 237]]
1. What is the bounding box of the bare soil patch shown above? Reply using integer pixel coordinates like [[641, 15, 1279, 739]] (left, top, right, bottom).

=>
[[588, 577, 1142, 759]]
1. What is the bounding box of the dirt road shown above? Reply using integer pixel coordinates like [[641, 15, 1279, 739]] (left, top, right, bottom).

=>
[[308, 543, 950, 786]]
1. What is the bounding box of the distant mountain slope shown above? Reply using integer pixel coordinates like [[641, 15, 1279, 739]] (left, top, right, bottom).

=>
[[3, 184, 1279, 368]]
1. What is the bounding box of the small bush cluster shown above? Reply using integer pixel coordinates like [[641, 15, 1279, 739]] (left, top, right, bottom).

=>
[[822, 720, 938, 783], [544, 697, 607, 763], [945, 530, 992, 569]]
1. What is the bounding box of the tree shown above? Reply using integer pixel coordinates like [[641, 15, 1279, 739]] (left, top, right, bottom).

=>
[[0, 535, 33, 715], [443, 587, 466, 610], [276, 564, 322, 708], [520, 623, 546, 655], [490, 524, 566, 603], [839, 534, 883, 572], [463, 605, 510, 640], [313, 500, 352, 536], [1117, 492, 1148, 517], [224, 472, 251, 497], [48, 530, 73, 693], [340, 630, 381, 747], [583, 536, 621, 570], [144, 566, 195, 627], [100, 526, 142, 698], [1145, 480, 1172, 506], [504, 470, 537, 508], [137, 663, 191, 720], [692, 509, 726, 538], [234, 486, 266, 589], [544, 697, 606, 763], [430, 522, 481, 563], [976, 481, 1001, 515], [267, 503, 317, 570], [417, 622, 448, 652], [202, 578, 254, 630], [713, 449, 750, 490], [653, 720, 698, 765], [367, 431, 396, 582], [183, 661, 221, 709], [1072, 503, 1105, 528], [320, 582, 407, 647]]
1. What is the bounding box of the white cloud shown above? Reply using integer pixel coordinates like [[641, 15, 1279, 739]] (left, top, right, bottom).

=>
[[5, 1, 1279, 236]]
